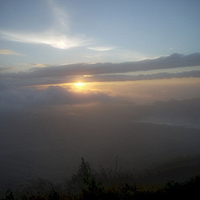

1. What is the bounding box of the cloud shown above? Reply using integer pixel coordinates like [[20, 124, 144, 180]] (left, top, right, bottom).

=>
[[2, 70, 200, 89], [0, 66, 15, 72], [29, 63, 50, 67], [1, 53, 200, 80], [0, 30, 89, 50], [46, 0, 69, 31], [1, 53, 200, 88], [0, 0, 90, 49], [87, 47, 114, 51], [85, 70, 200, 82], [15, 63, 50, 67], [0, 85, 113, 111], [0, 49, 22, 56]]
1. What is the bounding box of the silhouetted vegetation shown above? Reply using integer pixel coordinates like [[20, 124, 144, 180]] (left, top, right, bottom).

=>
[[1, 158, 200, 200]]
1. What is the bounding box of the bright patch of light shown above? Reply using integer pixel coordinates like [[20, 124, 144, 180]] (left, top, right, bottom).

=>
[[75, 82, 85, 87]]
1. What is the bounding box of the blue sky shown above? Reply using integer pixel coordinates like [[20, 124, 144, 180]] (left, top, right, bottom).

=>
[[0, 0, 200, 69]]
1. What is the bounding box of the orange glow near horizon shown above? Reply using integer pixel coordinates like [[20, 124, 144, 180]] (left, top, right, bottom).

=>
[[30, 77, 200, 104]]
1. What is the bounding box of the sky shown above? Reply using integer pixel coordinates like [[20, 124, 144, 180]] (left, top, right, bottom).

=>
[[1, 0, 200, 190], [0, 0, 200, 105], [0, 0, 200, 65]]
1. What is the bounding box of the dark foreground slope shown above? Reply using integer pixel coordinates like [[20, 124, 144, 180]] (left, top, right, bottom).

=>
[[1, 99, 200, 195], [1, 158, 200, 200], [1, 118, 200, 193]]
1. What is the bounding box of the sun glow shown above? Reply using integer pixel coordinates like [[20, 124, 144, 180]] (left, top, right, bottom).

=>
[[74, 82, 85, 88]]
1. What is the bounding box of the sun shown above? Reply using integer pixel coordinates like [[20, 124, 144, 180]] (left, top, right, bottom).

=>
[[74, 82, 85, 88]]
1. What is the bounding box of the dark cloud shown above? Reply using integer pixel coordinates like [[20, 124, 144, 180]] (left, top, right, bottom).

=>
[[83, 70, 200, 82], [1, 53, 200, 81], [1, 70, 200, 87], [0, 85, 113, 111], [0, 53, 200, 87]]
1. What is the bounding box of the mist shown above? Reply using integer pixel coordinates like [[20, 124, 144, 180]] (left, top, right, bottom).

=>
[[1, 96, 200, 191]]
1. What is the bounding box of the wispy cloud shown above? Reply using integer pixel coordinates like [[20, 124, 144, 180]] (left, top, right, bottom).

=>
[[87, 46, 114, 51], [16, 63, 50, 67], [0, 0, 90, 49], [0, 49, 23, 56], [46, 0, 69, 31], [0, 30, 89, 50], [29, 63, 50, 67]]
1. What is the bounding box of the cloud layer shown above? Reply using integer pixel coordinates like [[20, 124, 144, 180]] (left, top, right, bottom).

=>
[[0, 84, 113, 112], [1, 53, 200, 86], [87, 70, 200, 82], [0, 49, 22, 56]]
